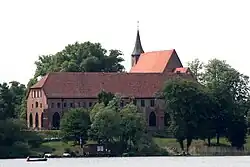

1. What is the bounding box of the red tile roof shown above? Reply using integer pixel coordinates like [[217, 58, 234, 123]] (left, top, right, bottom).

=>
[[31, 72, 192, 98], [130, 50, 174, 73]]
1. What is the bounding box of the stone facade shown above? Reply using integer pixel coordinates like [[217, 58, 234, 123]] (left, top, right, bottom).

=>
[[27, 94, 168, 131]]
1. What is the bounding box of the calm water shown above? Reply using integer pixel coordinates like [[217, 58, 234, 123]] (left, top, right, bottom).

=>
[[1, 156, 250, 167]]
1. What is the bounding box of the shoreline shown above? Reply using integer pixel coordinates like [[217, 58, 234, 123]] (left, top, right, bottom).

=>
[[2, 154, 250, 160]]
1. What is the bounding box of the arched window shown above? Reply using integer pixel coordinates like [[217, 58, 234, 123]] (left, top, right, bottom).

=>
[[35, 113, 39, 128], [52, 112, 60, 129], [41, 113, 44, 128], [29, 113, 33, 128], [149, 111, 156, 127], [164, 113, 170, 126]]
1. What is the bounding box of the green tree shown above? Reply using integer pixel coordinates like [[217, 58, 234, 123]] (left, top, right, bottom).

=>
[[9, 81, 26, 118], [98, 90, 115, 106], [34, 41, 124, 78], [187, 58, 204, 82], [89, 102, 105, 123], [203, 59, 250, 145], [163, 77, 209, 153], [226, 111, 247, 149], [60, 108, 91, 142], [0, 118, 42, 158], [120, 103, 146, 151], [196, 89, 217, 146], [89, 98, 121, 144], [0, 83, 15, 119]]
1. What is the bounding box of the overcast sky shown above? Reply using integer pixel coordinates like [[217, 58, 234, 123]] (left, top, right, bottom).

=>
[[0, 0, 249, 85]]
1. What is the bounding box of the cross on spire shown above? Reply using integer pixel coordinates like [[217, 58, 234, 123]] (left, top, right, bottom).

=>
[[132, 21, 144, 56]]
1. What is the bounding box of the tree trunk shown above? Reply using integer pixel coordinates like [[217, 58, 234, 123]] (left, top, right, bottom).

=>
[[207, 137, 211, 146], [186, 138, 192, 153], [178, 139, 184, 151], [216, 133, 220, 145]]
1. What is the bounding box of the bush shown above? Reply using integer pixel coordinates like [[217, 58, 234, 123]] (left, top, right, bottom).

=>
[[23, 131, 43, 148], [64, 148, 71, 153]]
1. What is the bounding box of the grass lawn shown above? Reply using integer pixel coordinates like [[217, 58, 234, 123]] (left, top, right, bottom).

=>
[[153, 136, 250, 155], [31, 141, 81, 156], [31, 140, 98, 157], [31, 132, 250, 156], [154, 136, 250, 149]]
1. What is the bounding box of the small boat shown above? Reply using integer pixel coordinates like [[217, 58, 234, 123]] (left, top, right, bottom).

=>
[[26, 156, 48, 162]]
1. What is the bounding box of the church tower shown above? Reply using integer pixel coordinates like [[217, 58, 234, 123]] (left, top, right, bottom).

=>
[[131, 21, 144, 67]]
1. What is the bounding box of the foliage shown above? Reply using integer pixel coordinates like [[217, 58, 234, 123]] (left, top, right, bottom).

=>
[[187, 58, 204, 82], [226, 111, 248, 149], [34, 41, 124, 78], [119, 103, 146, 150], [163, 77, 215, 152], [0, 119, 42, 158], [98, 90, 115, 106], [188, 58, 250, 148], [89, 94, 150, 154], [89, 98, 121, 143], [60, 108, 91, 142], [0, 81, 26, 119], [89, 102, 105, 123], [9, 81, 27, 119]]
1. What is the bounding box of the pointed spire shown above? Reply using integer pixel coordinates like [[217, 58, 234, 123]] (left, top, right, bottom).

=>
[[132, 21, 144, 56]]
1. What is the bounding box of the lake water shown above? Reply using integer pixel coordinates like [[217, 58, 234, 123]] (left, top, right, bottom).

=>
[[0, 156, 249, 167]]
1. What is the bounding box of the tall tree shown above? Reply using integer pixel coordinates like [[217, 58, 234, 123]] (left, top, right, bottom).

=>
[[120, 103, 146, 151], [60, 108, 91, 142], [163, 77, 210, 153], [187, 58, 204, 82], [90, 94, 148, 153], [8, 81, 26, 118], [89, 101, 121, 144], [0, 83, 15, 119], [34, 41, 124, 78], [202, 59, 250, 145]]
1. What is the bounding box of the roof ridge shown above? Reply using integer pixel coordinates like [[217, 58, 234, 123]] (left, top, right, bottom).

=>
[[30, 73, 50, 88], [142, 49, 175, 54]]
